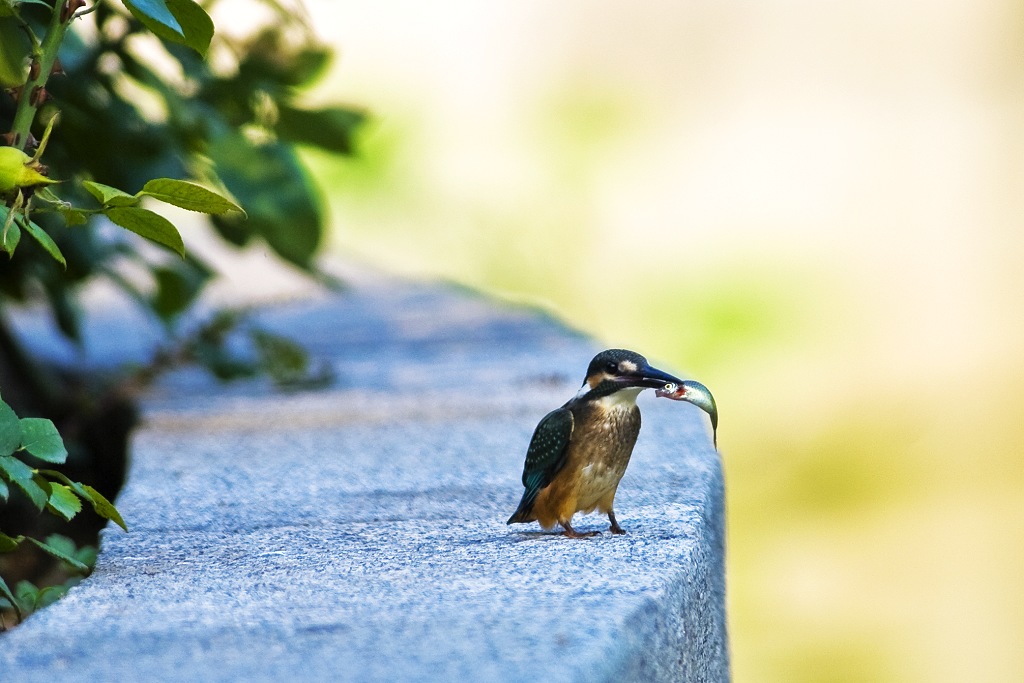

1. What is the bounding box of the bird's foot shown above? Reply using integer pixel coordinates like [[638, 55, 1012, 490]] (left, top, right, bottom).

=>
[[561, 521, 600, 538], [608, 512, 627, 535]]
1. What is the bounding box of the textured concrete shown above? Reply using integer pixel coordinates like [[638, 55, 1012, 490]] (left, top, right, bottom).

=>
[[1, 265, 728, 682]]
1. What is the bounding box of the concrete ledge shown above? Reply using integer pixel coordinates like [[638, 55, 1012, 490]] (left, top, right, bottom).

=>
[[0, 270, 729, 682]]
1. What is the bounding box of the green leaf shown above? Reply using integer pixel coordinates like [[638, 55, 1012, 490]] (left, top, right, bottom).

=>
[[105, 206, 184, 257], [19, 417, 68, 463], [151, 259, 211, 321], [1, 211, 21, 257], [0, 455, 47, 510], [0, 18, 29, 88], [25, 537, 89, 573], [32, 583, 69, 609], [123, 0, 213, 57], [0, 399, 20, 454], [82, 180, 139, 208], [0, 453, 32, 482], [46, 483, 82, 521], [0, 574, 22, 621], [0, 476, 8, 501], [35, 469, 127, 530], [44, 279, 84, 344], [81, 485, 128, 531], [276, 105, 366, 155], [30, 473, 52, 510], [121, 0, 183, 38], [58, 206, 89, 226], [209, 134, 322, 268], [250, 328, 325, 388], [17, 216, 67, 267], [11, 576, 70, 612], [140, 178, 243, 215], [165, 0, 214, 56], [42, 534, 77, 558], [14, 579, 39, 609], [73, 543, 98, 567], [0, 531, 23, 552]]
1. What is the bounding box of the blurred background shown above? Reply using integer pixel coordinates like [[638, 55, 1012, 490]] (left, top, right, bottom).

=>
[[297, 2, 1022, 681]]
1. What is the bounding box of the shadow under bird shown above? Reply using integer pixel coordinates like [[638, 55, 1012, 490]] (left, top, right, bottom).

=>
[[507, 349, 717, 538]]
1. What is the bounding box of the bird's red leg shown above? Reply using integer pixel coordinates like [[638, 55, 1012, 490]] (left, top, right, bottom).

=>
[[561, 520, 599, 538], [608, 511, 626, 535]]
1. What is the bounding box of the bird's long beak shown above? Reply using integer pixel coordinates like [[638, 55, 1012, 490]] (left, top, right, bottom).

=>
[[679, 380, 718, 447], [623, 363, 687, 391]]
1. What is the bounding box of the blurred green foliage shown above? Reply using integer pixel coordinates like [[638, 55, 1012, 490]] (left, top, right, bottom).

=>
[[1, 0, 364, 344]]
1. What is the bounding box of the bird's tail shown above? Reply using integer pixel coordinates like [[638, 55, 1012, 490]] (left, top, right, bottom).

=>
[[506, 491, 538, 525]]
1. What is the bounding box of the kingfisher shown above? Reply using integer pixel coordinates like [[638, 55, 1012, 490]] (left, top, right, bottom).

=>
[[507, 349, 717, 538]]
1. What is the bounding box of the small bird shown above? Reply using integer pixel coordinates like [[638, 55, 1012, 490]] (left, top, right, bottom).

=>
[[507, 349, 717, 538]]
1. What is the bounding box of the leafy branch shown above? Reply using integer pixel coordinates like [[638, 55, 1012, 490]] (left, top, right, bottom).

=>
[[0, 394, 124, 625], [1, 0, 240, 266]]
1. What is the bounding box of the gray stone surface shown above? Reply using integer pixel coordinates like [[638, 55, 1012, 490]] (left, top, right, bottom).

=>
[[1, 266, 728, 682]]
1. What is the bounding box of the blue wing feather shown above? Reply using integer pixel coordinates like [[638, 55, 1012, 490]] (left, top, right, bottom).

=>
[[507, 407, 574, 523]]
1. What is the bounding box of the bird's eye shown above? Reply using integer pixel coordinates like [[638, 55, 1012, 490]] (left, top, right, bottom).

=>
[[605, 361, 619, 374]]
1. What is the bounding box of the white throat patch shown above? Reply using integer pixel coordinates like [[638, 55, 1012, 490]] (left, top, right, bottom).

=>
[[593, 386, 643, 411]]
